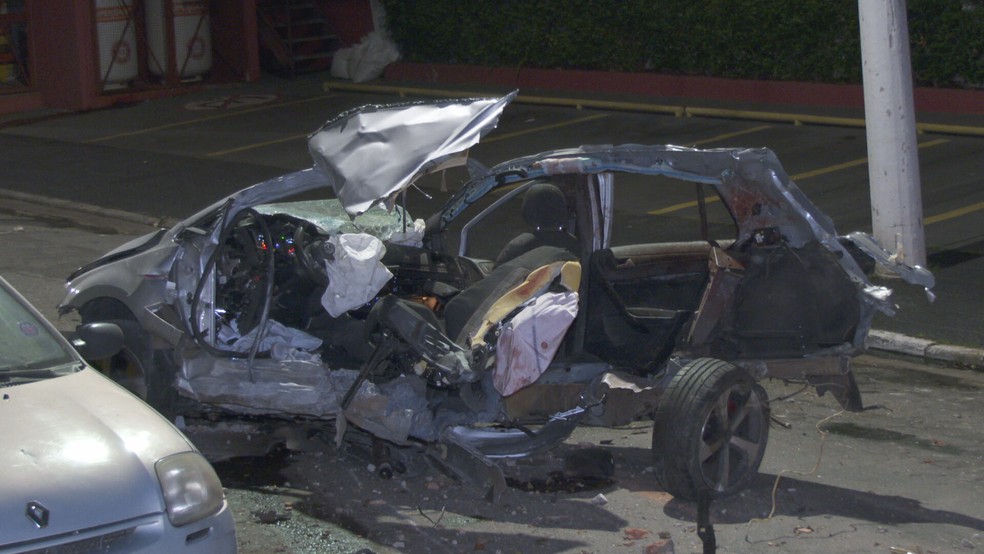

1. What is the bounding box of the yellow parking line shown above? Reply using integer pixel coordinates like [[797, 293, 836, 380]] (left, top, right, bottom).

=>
[[925, 201, 984, 225], [690, 125, 772, 146], [83, 94, 336, 144], [206, 109, 610, 159], [790, 138, 950, 181], [326, 82, 984, 136], [649, 138, 951, 216], [788, 157, 869, 181], [482, 113, 609, 143], [206, 133, 308, 158], [649, 199, 706, 215]]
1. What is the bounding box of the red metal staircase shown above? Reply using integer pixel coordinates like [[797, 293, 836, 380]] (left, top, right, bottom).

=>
[[257, 0, 336, 77]]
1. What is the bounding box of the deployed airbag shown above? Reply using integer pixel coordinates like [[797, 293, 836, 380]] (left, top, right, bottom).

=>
[[321, 234, 393, 317], [494, 291, 579, 396]]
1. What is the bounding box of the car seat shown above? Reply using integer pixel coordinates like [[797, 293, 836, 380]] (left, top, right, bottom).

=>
[[365, 246, 579, 386], [494, 183, 580, 264]]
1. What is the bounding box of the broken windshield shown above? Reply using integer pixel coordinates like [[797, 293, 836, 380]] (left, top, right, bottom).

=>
[[255, 199, 411, 241]]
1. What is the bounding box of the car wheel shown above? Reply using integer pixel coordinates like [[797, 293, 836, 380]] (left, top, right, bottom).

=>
[[89, 319, 177, 419], [651, 358, 770, 501]]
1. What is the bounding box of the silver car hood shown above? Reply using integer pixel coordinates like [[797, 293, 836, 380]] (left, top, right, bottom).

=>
[[309, 92, 516, 215], [0, 369, 191, 544]]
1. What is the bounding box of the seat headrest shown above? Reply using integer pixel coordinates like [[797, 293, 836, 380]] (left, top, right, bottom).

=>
[[522, 183, 568, 230]]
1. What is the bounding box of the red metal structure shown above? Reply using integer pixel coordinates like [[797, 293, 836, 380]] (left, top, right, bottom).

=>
[[0, 0, 373, 116]]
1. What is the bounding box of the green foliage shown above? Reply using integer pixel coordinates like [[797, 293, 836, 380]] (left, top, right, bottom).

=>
[[379, 0, 982, 88], [908, 0, 984, 87]]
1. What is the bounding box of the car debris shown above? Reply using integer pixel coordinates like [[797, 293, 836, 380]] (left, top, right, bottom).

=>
[[60, 92, 933, 503]]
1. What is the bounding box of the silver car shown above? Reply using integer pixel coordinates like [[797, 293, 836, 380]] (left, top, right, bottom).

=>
[[0, 276, 236, 553]]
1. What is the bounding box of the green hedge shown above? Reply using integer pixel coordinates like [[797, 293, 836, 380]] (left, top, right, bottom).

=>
[[380, 0, 984, 88]]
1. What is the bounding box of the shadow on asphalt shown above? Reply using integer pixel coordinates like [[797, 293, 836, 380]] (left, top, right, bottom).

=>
[[661, 472, 984, 532]]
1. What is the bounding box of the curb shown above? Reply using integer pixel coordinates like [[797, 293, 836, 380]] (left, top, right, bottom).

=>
[[0, 188, 179, 234], [323, 81, 984, 138], [867, 330, 984, 371], [382, 62, 984, 116]]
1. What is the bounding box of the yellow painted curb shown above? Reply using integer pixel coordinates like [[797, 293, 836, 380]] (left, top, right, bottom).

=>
[[323, 81, 984, 137]]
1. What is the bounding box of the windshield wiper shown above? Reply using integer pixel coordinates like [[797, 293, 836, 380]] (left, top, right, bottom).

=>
[[0, 362, 83, 382], [0, 369, 57, 382]]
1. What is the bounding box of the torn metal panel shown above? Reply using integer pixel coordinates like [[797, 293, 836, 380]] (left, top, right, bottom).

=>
[[687, 247, 744, 346], [846, 231, 936, 294], [428, 431, 507, 503], [443, 404, 585, 460], [584, 371, 663, 427], [309, 92, 517, 215], [440, 144, 931, 330], [807, 372, 864, 411], [143, 302, 185, 347], [176, 357, 361, 417], [734, 352, 852, 381], [177, 354, 457, 444], [440, 145, 841, 251]]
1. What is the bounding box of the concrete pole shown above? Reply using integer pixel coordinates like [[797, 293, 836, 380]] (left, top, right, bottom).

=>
[[858, 0, 927, 268]]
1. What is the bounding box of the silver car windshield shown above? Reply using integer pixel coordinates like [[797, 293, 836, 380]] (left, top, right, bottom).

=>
[[0, 283, 75, 375]]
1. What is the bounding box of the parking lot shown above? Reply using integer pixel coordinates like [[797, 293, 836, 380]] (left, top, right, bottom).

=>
[[1, 72, 983, 553]]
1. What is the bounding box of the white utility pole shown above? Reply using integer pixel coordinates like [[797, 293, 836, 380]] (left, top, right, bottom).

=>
[[858, 0, 927, 267]]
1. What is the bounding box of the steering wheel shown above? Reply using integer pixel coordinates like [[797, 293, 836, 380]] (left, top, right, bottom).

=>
[[293, 224, 333, 287]]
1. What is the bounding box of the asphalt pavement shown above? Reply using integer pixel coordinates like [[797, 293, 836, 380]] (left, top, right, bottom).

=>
[[0, 70, 981, 369], [4, 208, 983, 554]]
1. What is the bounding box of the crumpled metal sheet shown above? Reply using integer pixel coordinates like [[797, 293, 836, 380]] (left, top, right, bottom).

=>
[[439, 144, 935, 327], [176, 359, 369, 418], [308, 92, 517, 215], [845, 231, 936, 294]]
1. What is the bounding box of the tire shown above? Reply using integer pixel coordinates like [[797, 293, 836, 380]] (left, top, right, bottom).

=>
[[87, 318, 177, 419], [651, 358, 770, 501]]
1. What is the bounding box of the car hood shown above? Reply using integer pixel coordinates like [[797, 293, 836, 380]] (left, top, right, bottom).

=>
[[308, 92, 516, 215], [0, 369, 192, 544]]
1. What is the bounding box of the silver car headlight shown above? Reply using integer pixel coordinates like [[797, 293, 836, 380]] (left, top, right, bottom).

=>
[[155, 452, 225, 527]]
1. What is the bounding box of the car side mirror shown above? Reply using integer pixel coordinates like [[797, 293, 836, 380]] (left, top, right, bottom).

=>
[[71, 322, 124, 360]]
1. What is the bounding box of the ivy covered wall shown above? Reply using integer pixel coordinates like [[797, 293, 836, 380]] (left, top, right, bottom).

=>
[[379, 0, 983, 89]]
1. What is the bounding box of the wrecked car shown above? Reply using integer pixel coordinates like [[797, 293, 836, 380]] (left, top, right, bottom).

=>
[[59, 93, 934, 502]]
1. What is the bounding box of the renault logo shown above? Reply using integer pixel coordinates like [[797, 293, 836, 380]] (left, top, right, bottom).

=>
[[26, 501, 49, 528]]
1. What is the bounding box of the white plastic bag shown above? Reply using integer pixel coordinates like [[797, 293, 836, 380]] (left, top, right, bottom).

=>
[[347, 31, 400, 83], [330, 46, 353, 79]]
